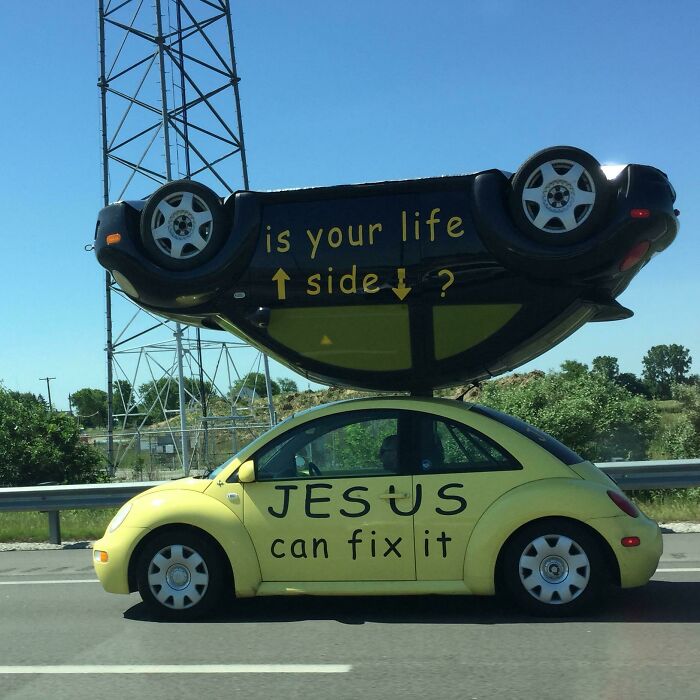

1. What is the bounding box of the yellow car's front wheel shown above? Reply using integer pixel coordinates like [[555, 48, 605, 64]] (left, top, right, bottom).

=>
[[136, 530, 225, 620]]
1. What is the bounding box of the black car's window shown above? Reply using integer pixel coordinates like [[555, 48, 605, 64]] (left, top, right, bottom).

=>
[[469, 404, 584, 465], [255, 410, 403, 481], [413, 413, 521, 474]]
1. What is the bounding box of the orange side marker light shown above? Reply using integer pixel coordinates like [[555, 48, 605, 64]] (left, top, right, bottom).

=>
[[105, 233, 122, 245]]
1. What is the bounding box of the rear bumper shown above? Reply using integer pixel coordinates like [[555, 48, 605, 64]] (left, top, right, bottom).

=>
[[587, 513, 663, 588]]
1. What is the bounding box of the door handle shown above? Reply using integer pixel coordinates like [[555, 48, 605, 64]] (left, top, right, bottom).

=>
[[379, 492, 409, 500]]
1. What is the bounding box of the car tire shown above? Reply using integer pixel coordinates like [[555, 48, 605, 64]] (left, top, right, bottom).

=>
[[500, 519, 608, 617], [136, 529, 226, 620], [140, 180, 228, 270], [509, 146, 611, 246]]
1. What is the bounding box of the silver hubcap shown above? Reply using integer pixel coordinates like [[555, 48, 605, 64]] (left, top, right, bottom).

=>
[[518, 534, 590, 605], [147, 544, 209, 610], [521, 159, 596, 233], [166, 564, 190, 589], [150, 191, 214, 259]]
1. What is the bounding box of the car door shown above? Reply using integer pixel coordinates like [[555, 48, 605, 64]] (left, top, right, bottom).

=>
[[409, 411, 527, 581], [241, 409, 417, 582]]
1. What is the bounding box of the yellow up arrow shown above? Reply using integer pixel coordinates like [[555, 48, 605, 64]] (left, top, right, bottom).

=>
[[272, 268, 290, 300]]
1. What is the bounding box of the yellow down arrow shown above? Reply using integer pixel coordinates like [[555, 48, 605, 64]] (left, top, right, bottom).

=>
[[392, 268, 412, 301]]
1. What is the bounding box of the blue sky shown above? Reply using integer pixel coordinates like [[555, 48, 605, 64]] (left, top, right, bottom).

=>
[[0, 0, 698, 409]]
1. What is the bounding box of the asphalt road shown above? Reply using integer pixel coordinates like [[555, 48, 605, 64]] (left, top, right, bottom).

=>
[[1, 533, 700, 700]]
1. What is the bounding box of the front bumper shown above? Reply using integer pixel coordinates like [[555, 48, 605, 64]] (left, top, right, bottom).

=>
[[92, 526, 148, 595], [587, 513, 663, 588]]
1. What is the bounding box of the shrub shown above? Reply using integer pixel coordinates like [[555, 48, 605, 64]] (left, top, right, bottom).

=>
[[0, 386, 105, 487], [479, 368, 658, 461]]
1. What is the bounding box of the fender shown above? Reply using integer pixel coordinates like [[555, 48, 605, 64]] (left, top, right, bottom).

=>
[[462, 478, 621, 595], [95, 192, 260, 309], [470, 169, 674, 280], [127, 489, 262, 597]]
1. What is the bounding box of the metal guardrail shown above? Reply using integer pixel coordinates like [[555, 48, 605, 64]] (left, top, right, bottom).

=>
[[0, 482, 162, 544], [1, 460, 700, 545], [596, 459, 700, 490]]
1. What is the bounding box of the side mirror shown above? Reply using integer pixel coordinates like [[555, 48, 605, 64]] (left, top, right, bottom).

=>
[[237, 459, 256, 483]]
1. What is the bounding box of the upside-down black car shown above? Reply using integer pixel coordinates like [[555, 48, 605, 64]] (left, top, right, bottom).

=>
[[95, 146, 678, 392]]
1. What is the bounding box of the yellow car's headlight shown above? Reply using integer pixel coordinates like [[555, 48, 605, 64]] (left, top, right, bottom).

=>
[[108, 502, 132, 533]]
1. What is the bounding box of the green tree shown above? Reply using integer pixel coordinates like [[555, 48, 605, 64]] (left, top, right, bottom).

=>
[[656, 383, 700, 458], [183, 377, 214, 405], [560, 360, 589, 381], [591, 355, 619, 382], [110, 379, 138, 427], [591, 357, 649, 397], [70, 388, 108, 428], [0, 386, 104, 486], [138, 378, 180, 423], [277, 378, 299, 393], [642, 344, 693, 399], [9, 391, 47, 409], [112, 379, 134, 414], [616, 372, 651, 398], [230, 373, 280, 399], [138, 377, 214, 424], [479, 369, 658, 461]]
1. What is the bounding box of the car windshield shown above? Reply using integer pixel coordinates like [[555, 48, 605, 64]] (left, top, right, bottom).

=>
[[205, 459, 234, 480]]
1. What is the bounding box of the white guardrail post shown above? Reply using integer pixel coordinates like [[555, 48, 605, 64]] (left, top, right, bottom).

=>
[[1, 460, 700, 544]]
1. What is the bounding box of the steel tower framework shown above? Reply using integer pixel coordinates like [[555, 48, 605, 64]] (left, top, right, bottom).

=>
[[97, 0, 273, 473]]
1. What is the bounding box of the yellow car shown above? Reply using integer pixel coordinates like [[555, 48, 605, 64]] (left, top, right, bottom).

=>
[[93, 397, 662, 619]]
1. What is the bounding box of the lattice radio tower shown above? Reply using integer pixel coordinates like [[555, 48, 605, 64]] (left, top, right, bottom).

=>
[[97, 0, 274, 473]]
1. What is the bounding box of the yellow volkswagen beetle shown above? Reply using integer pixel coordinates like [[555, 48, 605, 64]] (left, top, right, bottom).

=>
[[93, 397, 662, 619]]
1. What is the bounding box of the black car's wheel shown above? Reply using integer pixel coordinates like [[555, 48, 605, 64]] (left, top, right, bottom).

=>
[[140, 180, 228, 270], [510, 147, 611, 245], [500, 519, 608, 617], [136, 529, 226, 620]]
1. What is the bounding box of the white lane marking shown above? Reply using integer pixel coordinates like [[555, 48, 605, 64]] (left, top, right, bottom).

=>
[[656, 567, 700, 573], [0, 665, 351, 674], [0, 579, 98, 585]]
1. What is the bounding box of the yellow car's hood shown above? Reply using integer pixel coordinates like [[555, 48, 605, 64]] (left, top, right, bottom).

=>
[[135, 477, 212, 500]]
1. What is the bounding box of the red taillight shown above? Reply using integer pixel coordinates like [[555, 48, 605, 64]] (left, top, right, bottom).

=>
[[619, 240, 651, 272], [607, 490, 639, 518], [630, 208, 650, 218], [621, 536, 641, 547]]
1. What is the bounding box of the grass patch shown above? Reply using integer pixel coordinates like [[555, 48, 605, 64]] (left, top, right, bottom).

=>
[[655, 400, 682, 414], [0, 508, 118, 542], [632, 488, 700, 522]]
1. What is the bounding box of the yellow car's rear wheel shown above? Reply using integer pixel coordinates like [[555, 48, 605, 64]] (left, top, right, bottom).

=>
[[501, 519, 607, 617]]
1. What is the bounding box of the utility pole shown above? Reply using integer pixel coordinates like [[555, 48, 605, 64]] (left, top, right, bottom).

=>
[[97, 0, 271, 477], [39, 377, 55, 411]]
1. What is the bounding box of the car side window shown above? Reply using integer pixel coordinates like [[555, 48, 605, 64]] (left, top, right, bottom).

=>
[[255, 411, 402, 481], [415, 415, 520, 473]]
